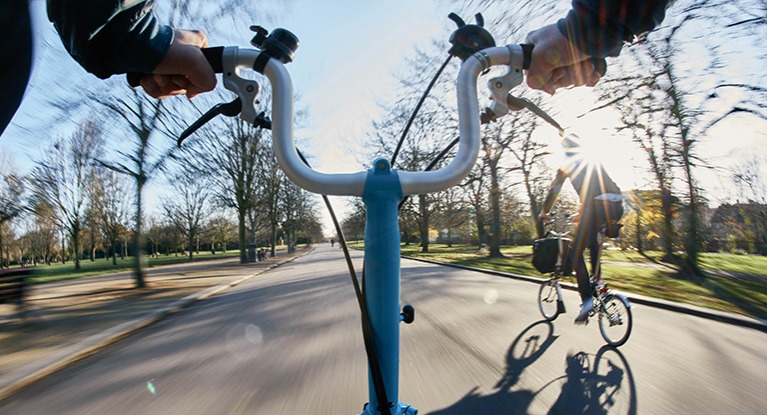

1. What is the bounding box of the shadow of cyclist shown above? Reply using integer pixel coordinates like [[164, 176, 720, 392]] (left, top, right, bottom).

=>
[[546, 345, 637, 415], [429, 320, 558, 414]]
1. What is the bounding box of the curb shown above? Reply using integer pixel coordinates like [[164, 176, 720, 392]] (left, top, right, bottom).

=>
[[0, 247, 312, 403], [404, 255, 767, 334]]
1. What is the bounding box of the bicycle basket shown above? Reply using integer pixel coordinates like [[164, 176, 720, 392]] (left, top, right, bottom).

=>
[[532, 237, 572, 274]]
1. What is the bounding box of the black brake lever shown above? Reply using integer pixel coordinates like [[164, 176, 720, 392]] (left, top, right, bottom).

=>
[[178, 98, 242, 147]]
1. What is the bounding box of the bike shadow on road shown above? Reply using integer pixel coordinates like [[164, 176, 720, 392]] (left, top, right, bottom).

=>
[[429, 321, 638, 415], [429, 320, 557, 414], [545, 346, 637, 415]]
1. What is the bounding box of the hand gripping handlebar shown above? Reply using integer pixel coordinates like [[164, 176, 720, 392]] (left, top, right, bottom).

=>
[[129, 38, 531, 199]]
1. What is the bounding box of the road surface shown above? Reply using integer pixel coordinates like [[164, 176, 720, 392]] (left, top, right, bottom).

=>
[[2, 244, 765, 414]]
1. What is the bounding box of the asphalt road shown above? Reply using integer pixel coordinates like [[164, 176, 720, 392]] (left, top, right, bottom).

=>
[[2, 244, 765, 414]]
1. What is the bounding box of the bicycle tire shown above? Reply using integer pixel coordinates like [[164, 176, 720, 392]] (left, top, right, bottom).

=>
[[538, 279, 562, 321], [598, 293, 632, 347]]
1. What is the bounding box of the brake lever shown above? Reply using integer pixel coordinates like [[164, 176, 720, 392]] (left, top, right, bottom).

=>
[[178, 98, 242, 147], [481, 94, 564, 135], [480, 46, 564, 135]]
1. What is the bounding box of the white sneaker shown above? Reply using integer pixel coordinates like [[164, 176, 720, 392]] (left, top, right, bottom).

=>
[[575, 297, 594, 323]]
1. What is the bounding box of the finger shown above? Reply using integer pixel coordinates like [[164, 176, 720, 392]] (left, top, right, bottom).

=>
[[141, 75, 186, 99], [174, 29, 209, 48], [551, 61, 600, 89]]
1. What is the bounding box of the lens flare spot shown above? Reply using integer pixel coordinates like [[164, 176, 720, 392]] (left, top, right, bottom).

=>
[[226, 323, 265, 361], [484, 289, 498, 304], [147, 379, 156, 395], [245, 324, 264, 345]]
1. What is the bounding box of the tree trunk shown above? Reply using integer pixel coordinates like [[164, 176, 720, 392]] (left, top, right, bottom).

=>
[[133, 179, 146, 288], [681, 146, 703, 278], [90, 226, 96, 261], [475, 210, 486, 249], [73, 220, 82, 271], [238, 207, 248, 263], [488, 160, 504, 258], [419, 195, 429, 253], [270, 222, 278, 257], [635, 204, 643, 254]]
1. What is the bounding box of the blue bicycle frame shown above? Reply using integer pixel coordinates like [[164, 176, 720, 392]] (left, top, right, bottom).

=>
[[216, 42, 527, 415]]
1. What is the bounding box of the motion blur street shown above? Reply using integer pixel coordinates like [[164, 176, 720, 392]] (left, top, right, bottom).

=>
[[1, 243, 764, 414]]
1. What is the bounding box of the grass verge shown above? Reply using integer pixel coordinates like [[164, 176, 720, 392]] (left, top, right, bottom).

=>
[[16, 251, 243, 284], [396, 243, 767, 320]]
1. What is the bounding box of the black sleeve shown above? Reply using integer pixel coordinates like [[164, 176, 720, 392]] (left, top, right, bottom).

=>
[[557, 0, 671, 58], [46, 0, 173, 79], [0, 0, 33, 137]]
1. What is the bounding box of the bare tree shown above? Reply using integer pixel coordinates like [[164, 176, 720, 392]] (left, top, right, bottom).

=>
[[731, 155, 767, 204], [94, 86, 179, 287], [280, 180, 316, 253], [207, 214, 237, 253], [92, 168, 132, 265], [0, 154, 25, 268], [257, 147, 285, 257], [462, 162, 490, 248], [181, 115, 266, 263], [29, 120, 103, 271], [161, 173, 211, 260], [589, 0, 766, 276]]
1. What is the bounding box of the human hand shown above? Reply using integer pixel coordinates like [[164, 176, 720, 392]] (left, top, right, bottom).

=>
[[140, 29, 217, 99], [524, 23, 605, 95]]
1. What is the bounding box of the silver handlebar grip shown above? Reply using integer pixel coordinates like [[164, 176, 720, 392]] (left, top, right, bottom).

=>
[[399, 44, 525, 195], [262, 57, 368, 196]]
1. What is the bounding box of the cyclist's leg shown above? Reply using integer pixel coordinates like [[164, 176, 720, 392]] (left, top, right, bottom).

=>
[[588, 208, 604, 280], [571, 206, 595, 298], [573, 204, 598, 321]]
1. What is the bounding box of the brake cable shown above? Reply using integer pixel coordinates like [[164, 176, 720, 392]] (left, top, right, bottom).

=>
[[390, 54, 453, 169]]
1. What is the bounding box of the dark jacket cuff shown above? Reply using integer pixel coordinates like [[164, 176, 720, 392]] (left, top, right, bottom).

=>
[[557, 0, 668, 59], [48, 0, 173, 79]]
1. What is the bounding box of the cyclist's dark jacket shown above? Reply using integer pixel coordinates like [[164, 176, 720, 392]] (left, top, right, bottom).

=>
[[542, 155, 621, 215], [558, 0, 671, 58], [46, 0, 173, 79]]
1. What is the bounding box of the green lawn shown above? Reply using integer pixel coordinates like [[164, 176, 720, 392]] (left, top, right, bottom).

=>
[[19, 251, 242, 284], [396, 243, 767, 320]]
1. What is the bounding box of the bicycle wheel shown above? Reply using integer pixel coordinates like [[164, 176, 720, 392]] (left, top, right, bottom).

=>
[[538, 279, 562, 321], [598, 293, 632, 347]]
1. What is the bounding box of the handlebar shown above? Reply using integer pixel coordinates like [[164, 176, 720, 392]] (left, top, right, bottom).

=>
[[269, 44, 528, 196], [128, 38, 532, 198]]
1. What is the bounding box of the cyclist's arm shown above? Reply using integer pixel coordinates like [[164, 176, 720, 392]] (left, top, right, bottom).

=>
[[46, 0, 172, 79], [559, 0, 670, 58], [47, 0, 215, 98], [526, 0, 671, 93]]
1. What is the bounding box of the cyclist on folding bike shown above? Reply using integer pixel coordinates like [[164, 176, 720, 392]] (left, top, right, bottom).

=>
[[538, 134, 624, 323]]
